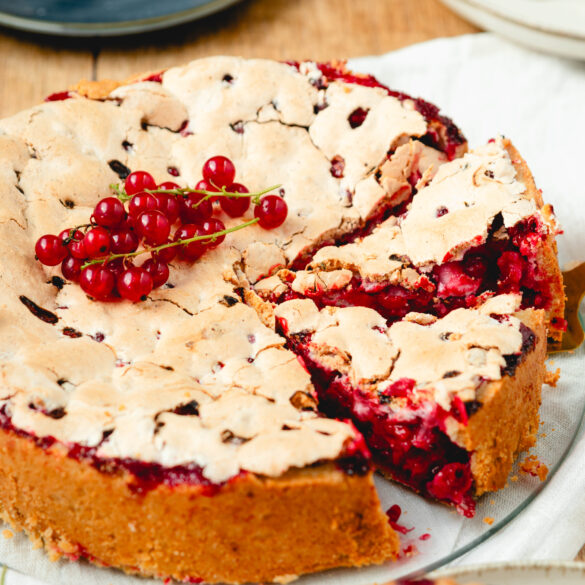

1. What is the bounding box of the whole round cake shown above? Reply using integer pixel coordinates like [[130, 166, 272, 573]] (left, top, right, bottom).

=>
[[0, 57, 564, 583]]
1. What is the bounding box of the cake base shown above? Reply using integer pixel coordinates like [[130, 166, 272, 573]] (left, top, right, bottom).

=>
[[0, 431, 398, 583]]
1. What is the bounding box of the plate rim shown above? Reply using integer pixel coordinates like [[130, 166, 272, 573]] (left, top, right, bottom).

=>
[[430, 560, 585, 580], [0, 0, 242, 37], [444, 0, 585, 42]]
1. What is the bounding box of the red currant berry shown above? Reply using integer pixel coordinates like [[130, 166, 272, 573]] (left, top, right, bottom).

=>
[[202, 156, 236, 189], [35, 234, 68, 266], [92, 197, 126, 228], [195, 179, 218, 192], [154, 193, 180, 223], [254, 195, 288, 229], [152, 241, 178, 263], [158, 181, 180, 191], [80, 265, 115, 300], [125, 171, 156, 196], [196, 179, 220, 205], [128, 192, 158, 219], [105, 257, 127, 282], [179, 193, 213, 224], [110, 228, 139, 254], [220, 183, 250, 217], [174, 224, 206, 261], [83, 227, 111, 258], [136, 210, 171, 246], [58, 229, 86, 259], [61, 256, 84, 281], [117, 266, 153, 302], [200, 218, 226, 248], [142, 258, 170, 288]]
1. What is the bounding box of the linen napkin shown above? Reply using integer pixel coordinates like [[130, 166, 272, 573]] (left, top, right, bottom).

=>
[[1, 32, 584, 585]]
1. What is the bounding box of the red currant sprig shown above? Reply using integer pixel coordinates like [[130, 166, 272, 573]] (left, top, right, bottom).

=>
[[34, 156, 288, 303], [110, 164, 288, 230]]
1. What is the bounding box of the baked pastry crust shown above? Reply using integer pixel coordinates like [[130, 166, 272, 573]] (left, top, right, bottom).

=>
[[0, 428, 397, 583]]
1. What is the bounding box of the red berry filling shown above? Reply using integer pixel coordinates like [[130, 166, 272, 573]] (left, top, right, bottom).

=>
[[45, 91, 72, 102], [269, 214, 557, 330]]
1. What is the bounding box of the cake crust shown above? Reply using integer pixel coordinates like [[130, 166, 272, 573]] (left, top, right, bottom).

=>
[[0, 426, 398, 583]]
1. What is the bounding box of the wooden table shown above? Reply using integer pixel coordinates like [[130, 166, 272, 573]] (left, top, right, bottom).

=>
[[0, 0, 479, 117], [0, 0, 583, 564]]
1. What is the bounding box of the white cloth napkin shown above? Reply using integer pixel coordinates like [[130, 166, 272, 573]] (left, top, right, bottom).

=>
[[1, 32, 585, 585]]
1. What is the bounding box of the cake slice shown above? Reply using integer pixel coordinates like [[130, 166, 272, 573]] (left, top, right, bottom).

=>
[[256, 138, 565, 341], [274, 295, 547, 516]]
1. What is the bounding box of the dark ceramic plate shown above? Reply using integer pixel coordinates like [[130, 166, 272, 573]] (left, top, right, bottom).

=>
[[0, 0, 242, 36]]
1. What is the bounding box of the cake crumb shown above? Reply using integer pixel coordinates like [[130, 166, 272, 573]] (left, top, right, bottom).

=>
[[510, 475, 519, 482], [483, 517, 494, 525], [544, 368, 560, 387], [2, 529, 13, 539], [520, 455, 549, 481], [489, 499, 495, 505]]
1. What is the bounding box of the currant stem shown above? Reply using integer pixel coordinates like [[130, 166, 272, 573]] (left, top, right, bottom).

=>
[[82, 217, 260, 269], [110, 182, 281, 207], [111, 183, 131, 203]]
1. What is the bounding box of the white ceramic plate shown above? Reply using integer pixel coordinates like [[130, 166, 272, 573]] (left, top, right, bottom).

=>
[[442, 0, 585, 60], [431, 561, 585, 583]]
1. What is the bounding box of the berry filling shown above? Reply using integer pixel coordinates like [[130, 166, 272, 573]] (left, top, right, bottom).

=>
[[268, 276, 435, 322], [45, 91, 72, 102], [265, 214, 561, 331]]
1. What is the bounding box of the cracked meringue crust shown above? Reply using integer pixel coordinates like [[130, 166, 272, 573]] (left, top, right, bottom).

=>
[[254, 139, 564, 341]]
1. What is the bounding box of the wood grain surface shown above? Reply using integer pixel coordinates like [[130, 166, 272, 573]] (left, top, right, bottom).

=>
[[0, 0, 477, 117], [0, 0, 583, 564]]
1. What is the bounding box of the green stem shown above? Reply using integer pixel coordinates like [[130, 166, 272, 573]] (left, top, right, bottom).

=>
[[144, 184, 280, 207], [0, 565, 6, 585], [110, 182, 280, 207], [82, 217, 260, 269]]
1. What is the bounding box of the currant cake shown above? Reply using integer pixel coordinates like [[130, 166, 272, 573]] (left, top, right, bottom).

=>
[[0, 56, 563, 583]]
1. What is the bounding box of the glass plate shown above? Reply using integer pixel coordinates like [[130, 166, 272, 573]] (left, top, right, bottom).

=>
[[0, 0, 242, 37], [431, 561, 585, 584]]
